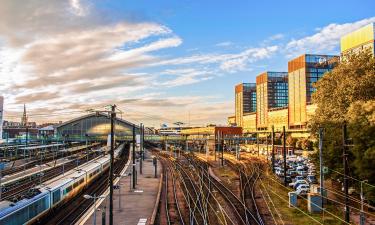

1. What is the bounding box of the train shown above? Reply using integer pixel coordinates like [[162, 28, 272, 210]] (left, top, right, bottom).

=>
[[0, 143, 102, 194], [0, 144, 124, 225]]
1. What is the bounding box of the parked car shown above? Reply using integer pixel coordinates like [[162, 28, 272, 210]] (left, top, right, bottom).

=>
[[285, 176, 292, 184], [307, 175, 318, 184], [297, 170, 308, 177], [296, 184, 310, 195], [289, 178, 306, 188], [293, 180, 309, 190], [276, 168, 285, 177], [295, 176, 304, 181]]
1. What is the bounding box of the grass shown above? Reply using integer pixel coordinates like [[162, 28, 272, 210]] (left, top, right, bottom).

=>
[[261, 172, 346, 225]]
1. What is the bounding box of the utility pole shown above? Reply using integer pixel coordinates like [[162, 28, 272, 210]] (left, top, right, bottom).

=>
[[140, 123, 143, 175], [132, 125, 136, 189], [142, 124, 145, 160], [214, 133, 217, 161], [109, 105, 116, 225], [343, 122, 350, 223], [271, 125, 275, 173], [25, 126, 29, 159], [360, 180, 367, 225], [283, 126, 287, 186], [221, 132, 224, 166], [318, 127, 324, 208], [257, 132, 259, 156]]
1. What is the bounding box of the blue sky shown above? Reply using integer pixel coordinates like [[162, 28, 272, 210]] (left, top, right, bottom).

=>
[[0, 0, 374, 127]]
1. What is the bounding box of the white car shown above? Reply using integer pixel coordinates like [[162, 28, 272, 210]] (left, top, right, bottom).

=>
[[296, 184, 310, 195], [293, 180, 309, 189]]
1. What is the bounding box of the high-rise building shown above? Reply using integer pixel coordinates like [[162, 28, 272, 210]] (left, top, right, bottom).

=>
[[235, 83, 256, 127], [288, 54, 339, 130], [256, 72, 288, 131], [0, 96, 3, 139], [341, 23, 374, 56]]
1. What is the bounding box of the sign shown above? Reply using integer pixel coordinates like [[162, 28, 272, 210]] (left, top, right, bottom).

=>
[[113, 185, 120, 190], [323, 166, 329, 174]]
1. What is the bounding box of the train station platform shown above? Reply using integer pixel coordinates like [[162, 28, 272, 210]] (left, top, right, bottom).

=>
[[81, 150, 161, 225]]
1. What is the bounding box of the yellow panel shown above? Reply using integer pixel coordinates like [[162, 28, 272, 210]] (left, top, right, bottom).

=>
[[341, 23, 374, 53]]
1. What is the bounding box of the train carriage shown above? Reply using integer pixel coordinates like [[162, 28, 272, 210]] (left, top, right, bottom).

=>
[[0, 190, 50, 225]]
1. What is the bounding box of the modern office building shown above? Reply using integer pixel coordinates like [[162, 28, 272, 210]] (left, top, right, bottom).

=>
[[0, 96, 3, 139], [341, 22, 374, 56], [288, 54, 339, 131], [235, 83, 256, 127], [228, 23, 374, 137], [256, 72, 288, 131]]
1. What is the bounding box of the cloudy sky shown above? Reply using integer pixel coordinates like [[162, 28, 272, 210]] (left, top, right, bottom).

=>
[[0, 0, 374, 127]]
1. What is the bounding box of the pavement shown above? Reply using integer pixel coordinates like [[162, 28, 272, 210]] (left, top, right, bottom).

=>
[[83, 150, 161, 225]]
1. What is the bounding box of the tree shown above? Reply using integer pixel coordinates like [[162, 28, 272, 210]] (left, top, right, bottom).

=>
[[286, 134, 297, 148], [312, 50, 375, 126], [310, 50, 375, 202]]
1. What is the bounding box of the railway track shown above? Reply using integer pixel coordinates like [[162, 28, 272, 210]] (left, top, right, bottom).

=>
[[156, 153, 204, 225], [159, 158, 186, 225], [1, 151, 100, 201], [32, 144, 129, 225], [154, 150, 265, 225], [1, 144, 101, 176]]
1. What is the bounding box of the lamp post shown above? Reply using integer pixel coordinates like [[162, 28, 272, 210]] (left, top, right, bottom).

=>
[[85, 133, 89, 162], [115, 173, 130, 210], [83, 194, 106, 225]]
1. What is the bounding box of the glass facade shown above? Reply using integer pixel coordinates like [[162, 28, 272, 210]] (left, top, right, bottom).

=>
[[242, 83, 257, 113], [256, 72, 288, 130], [267, 72, 288, 109], [288, 54, 338, 129], [235, 83, 256, 127], [305, 55, 337, 103]]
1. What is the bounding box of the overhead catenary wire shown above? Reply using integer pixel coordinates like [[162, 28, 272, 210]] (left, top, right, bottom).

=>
[[264, 174, 352, 225]]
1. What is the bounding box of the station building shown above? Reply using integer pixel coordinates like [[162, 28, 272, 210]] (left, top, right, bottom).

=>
[[56, 113, 140, 141], [180, 126, 242, 152]]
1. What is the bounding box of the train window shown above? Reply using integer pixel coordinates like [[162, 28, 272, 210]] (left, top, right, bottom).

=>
[[52, 190, 61, 204], [79, 178, 84, 184], [64, 185, 73, 195], [73, 182, 78, 188]]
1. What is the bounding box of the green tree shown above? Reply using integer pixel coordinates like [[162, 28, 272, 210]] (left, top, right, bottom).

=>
[[310, 50, 375, 202]]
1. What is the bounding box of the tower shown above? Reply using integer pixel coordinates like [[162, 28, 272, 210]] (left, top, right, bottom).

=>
[[21, 104, 28, 127]]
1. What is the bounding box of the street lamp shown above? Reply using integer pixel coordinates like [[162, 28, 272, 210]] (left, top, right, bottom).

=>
[[115, 173, 130, 210], [83, 194, 106, 225]]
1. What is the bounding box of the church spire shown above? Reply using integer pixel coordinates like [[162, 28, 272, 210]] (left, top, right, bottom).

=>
[[21, 104, 28, 127]]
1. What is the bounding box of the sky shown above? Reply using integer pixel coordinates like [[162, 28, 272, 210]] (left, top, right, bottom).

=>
[[0, 0, 374, 128]]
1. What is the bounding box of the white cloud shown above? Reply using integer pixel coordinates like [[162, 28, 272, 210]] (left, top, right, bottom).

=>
[[69, 0, 89, 16], [216, 41, 233, 47], [155, 45, 279, 73], [158, 68, 215, 87], [285, 17, 375, 57]]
